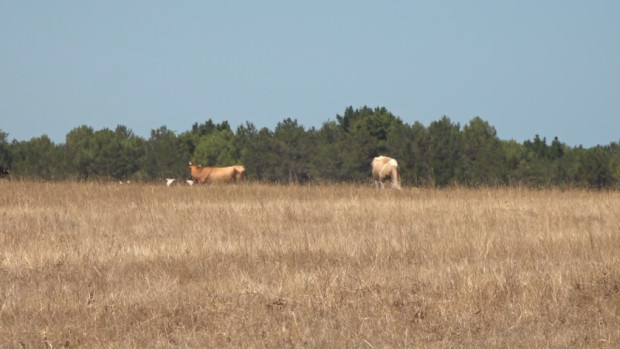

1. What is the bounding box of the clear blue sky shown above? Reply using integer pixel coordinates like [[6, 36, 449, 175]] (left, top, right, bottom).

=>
[[1, 1, 618, 147]]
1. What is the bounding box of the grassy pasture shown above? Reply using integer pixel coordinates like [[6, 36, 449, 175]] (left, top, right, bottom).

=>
[[0, 181, 619, 348]]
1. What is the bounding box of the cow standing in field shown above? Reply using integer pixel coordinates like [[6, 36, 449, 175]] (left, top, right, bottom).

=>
[[0, 166, 9, 179], [187, 162, 245, 184], [371, 156, 401, 189]]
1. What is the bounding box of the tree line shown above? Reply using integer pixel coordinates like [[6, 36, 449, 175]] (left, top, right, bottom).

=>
[[1, 106, 619, 188]]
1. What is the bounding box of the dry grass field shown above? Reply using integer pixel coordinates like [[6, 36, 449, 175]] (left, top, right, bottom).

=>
[[0, 180, 619, 348]]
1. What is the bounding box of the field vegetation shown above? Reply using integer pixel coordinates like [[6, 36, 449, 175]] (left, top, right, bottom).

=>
[[1, 181, 619, 348]]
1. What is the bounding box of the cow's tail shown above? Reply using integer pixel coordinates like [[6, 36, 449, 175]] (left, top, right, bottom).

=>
[[390, 161, 402, 190], [393, 167, 402, 189]]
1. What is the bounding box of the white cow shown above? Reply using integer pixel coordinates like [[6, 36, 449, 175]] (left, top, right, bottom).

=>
[[371, 155, 401, 189]]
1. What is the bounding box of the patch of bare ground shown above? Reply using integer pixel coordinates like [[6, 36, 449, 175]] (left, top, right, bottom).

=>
[[0, 181, 619, 348]]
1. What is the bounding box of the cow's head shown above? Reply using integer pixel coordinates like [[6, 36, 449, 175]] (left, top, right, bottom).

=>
[[187, 162, 202, 172]]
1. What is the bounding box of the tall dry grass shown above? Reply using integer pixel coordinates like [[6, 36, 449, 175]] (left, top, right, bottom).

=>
[[0, 180, 619, 348]]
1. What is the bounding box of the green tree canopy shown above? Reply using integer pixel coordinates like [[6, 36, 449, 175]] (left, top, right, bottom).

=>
[[0, 130, 11, 167], [461, 117, 506, 185], [192, 128, 237, 167], [424, 116, 463, 186], [3, 107, 620, 188], [11, 135, 61, 179], [142, 126, 188, 180], [65, 125, 96, 180]]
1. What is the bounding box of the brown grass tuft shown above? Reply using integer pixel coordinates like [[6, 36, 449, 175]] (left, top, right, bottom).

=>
[[1, 181, 619, 348]]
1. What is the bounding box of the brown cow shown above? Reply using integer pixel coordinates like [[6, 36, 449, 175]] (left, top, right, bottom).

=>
[[371, 156, 401, 189], [187, 162, 244, 184]]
